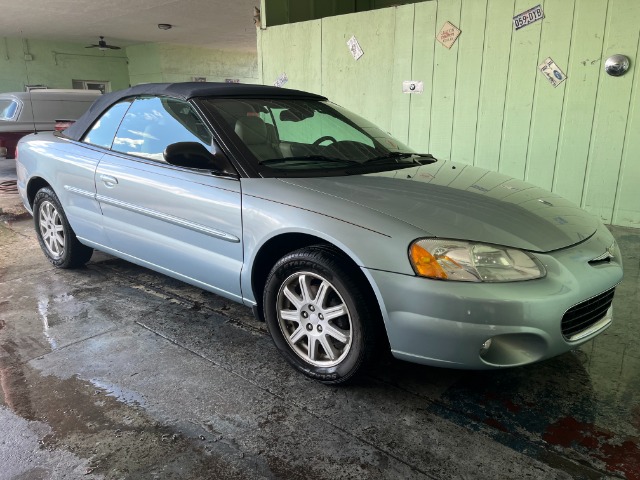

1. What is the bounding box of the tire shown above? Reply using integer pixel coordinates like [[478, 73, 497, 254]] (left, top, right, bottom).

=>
[[263, 246, 379, 385], [33, 187, 93, 268]]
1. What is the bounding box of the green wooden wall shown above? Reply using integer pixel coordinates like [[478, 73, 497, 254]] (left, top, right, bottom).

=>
[[259, 0, 640, 228]]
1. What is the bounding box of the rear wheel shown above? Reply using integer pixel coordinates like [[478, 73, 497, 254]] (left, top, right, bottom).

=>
[[33, 187, 93, 268], [263, 246, 379, 384]]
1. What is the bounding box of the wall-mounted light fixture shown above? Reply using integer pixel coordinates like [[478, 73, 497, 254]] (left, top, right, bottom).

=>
[[158, 24, 173, 30], [605, 54, 630, 77]]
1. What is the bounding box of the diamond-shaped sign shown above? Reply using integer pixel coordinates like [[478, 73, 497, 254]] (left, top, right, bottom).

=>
[[437, 22, 461, 49]]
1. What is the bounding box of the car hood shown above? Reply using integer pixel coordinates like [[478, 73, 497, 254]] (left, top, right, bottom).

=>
[[279, 161, 599, 252]]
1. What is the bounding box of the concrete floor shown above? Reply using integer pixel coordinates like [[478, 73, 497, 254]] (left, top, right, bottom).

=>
[[0, 157, 639, 480]]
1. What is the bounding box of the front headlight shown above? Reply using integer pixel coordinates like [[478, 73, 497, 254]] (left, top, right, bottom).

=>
[[409, 239, 546, 282]]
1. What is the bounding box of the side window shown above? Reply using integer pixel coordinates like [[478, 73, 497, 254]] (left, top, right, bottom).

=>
[[83, 100, 132, 148], [112, 97, 213, 162]]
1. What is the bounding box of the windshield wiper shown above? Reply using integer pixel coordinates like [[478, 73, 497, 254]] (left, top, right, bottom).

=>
[[363, 152, 416, 164], [364, 152, 435, 165], [259, 155, 359, 166]]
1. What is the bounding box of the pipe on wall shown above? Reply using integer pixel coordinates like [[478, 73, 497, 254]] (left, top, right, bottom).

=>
[[51, 51, 128, 66]]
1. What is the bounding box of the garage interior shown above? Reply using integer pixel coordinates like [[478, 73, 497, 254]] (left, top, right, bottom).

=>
[[1, 0, 639, 479]]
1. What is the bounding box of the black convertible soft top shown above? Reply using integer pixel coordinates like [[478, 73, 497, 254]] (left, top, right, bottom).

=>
[[63, 82, 327, 141]]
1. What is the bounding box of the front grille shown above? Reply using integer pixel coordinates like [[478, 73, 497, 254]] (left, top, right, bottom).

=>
[[561, 288, 615, 340]]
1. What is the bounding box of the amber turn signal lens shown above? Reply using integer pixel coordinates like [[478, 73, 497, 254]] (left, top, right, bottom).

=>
[[410, 243, 448, 279]]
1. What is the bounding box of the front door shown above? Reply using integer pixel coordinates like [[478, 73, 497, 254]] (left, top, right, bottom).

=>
[[94, 96, 244, 301]]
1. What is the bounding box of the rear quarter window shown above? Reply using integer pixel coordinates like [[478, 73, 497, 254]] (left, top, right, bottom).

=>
[[0, 100, 19, 121], [83, 100, 132, 149]]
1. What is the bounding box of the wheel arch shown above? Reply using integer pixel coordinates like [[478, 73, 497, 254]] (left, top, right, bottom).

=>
[[250, 232, 389, 344], [250, 233, 325, 319], [26, 176, 52, 208]]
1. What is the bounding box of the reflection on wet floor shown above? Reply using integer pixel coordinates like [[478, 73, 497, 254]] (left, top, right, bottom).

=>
[[0, 215, 638, 479], [426, 355, 640, 479], [1, 359, 252, 479]]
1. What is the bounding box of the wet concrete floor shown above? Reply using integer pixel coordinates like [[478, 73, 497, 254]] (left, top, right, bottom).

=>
[[0, 158, 639, 479]]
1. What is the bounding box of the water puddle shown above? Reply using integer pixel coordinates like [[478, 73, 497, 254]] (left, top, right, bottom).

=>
[[0, 357, 241, 479], [89, 379, 146, 407], [38, 297, 57, 350], [0, 288, 238, 478]]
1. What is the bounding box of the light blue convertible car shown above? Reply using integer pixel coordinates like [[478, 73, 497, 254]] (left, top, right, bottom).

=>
[[16, 83, 623, 384]]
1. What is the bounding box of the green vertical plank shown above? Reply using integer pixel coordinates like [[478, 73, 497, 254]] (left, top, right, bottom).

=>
[[450, 0, 487, 165], [474, 0, 515, 172], [428, 0, 462, 160], [582, 0, 640, 222], [321, 9, 396, 131], [525, 0, 575, 190], [407, 0, 438, 153], [552, 0, 607, 205], [612, 32, 640, 227], [390, 4, 415, 144], [260, 20, 322, 94], [498, 0, 543, 180]]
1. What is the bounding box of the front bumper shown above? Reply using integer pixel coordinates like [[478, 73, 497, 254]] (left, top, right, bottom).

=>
[[367, 226, 623, 369]]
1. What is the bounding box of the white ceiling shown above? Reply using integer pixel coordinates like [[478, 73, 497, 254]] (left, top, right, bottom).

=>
[[1, 0, 259, 52]]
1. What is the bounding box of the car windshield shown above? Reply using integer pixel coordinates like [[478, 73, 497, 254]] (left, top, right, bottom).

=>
[[201, 98, 433, 174], [0, 100, 19, 121]]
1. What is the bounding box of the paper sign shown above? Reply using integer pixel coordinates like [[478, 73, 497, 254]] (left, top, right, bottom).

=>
[[436, 22, 461, 49], [402, 81, 424, 94], [538, 58, 567, 87], [347, 35, 364, 60], [273, 73, 288, 88], [513, 5, 544, 30]]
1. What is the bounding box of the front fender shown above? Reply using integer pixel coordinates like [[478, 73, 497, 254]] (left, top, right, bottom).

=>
[[240, 190, 424, 306]]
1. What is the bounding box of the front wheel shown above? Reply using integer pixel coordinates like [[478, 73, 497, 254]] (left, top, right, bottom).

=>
[[263, 246, 379, 384], [33, 187, 93, 268]]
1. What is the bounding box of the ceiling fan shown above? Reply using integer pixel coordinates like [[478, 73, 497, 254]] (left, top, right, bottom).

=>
[[86, 36, 121, 51]]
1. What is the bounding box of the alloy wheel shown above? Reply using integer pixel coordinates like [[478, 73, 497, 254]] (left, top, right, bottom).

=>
[[277, 271, 353, 367], [38, 200, 65, 259]]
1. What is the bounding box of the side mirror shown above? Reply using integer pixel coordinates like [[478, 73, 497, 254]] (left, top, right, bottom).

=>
[[164, 142, 224, 171]]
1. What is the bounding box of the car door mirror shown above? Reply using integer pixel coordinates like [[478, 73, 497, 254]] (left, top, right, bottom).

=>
[[164, 141, 228, 172]]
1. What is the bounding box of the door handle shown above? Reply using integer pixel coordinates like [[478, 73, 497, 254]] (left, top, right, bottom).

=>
[[100, 174, 118, 188]]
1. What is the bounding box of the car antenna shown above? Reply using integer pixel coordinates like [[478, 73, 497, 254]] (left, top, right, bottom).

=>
[[21, 34, 38, 135]]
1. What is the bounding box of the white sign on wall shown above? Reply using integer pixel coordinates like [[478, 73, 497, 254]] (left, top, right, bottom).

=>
[[347, 35, 364, 60], [402, 81, 424, 94], [538, 58, 567, 87], [273, 73, 288, 88], [436, 22, 461, 49]]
